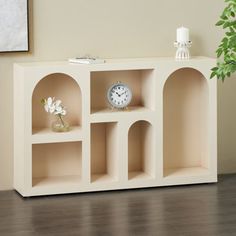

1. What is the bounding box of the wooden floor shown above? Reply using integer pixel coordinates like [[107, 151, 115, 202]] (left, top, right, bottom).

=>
[[1, 175, 236, 236]]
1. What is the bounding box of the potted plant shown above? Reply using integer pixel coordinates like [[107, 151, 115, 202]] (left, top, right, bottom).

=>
[[210, 0, 236, 81]]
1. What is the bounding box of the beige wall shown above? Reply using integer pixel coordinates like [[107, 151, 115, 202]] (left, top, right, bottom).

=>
[[0, 0, 234, 190]]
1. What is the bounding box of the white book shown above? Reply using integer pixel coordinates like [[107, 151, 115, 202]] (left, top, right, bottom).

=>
[[68, 58, 106, 64]]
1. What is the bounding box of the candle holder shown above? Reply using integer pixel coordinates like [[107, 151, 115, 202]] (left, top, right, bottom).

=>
[[174, 41, 192, 60]]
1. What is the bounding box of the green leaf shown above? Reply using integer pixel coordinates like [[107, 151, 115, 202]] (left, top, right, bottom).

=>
[[41, 98, 46, 105], [210, 71, 217, 79], [221, 15, 228, 20], [226, 31, 233, 36], [216, 20, 225, 26], [223, 21, 231, 28], [211, 67, 219, 72], [217, 48, 223, 58]]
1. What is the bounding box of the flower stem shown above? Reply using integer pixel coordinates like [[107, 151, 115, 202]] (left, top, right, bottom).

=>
[[58, 114, 65, 127]]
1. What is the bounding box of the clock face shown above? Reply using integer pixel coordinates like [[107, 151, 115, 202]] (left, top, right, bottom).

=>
[[107, 83, 132, 109]]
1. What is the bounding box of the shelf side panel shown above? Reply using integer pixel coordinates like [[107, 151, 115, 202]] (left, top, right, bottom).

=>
[[13, 64, 25, 192]]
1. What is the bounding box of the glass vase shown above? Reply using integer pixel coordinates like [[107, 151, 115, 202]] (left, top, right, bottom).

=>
[[51, 115, 70, 132]]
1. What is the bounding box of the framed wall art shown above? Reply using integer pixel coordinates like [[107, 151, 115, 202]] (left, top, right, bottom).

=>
[[0, 0, 29, 52]]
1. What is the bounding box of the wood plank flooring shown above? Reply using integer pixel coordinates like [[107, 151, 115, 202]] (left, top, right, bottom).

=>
[[1, 174, 236, 236]]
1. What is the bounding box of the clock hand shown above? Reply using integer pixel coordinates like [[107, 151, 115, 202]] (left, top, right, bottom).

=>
[[120, 91, 126, 96], [115, 92, 121, 97]]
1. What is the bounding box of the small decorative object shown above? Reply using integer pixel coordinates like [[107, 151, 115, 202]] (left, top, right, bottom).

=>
[[107, 82, 132, 109], [0, 0, 29, 52], [41, 97, 70, 132], [174, 26, 192, 60]]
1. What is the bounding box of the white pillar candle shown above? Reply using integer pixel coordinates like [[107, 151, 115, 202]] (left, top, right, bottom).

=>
[[176, 26, 189, 43]]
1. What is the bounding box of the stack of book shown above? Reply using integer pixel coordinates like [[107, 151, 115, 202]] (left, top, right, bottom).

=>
[[68, 57, 106, 64]]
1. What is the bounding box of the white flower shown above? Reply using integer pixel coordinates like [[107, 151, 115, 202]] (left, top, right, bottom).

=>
[[54, 100, 66, 116], [42, 97, 67, 116], [55, 100, 62, 108], [55, 106, 67, 116], [44, 97, 56, 114], [60, 109, 66, 115], [54, 105, 62, 114]]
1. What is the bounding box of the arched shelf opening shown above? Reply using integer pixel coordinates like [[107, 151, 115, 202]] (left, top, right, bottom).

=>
[[32, 73, 82, 134], [163, 68, 209, 178], [128, 120, 154, 180]]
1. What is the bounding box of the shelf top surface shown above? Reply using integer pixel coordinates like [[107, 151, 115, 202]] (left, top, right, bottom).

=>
[[15, 56, 215, 69]]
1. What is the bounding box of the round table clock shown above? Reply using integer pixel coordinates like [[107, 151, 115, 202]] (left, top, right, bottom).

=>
[[107, 82, 132, 109]]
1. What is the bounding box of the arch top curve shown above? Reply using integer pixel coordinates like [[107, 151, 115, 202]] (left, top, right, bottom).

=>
[[127, 119, 152, 131], [164, 67, 208, 89], [32, 72, 81, 96]]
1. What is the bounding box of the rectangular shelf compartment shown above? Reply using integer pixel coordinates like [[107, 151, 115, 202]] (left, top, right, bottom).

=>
[[91, 122, 118, 183], [90, 69, 155, 114], [32, 141, 82, 188], [128, 120, 154, 181]]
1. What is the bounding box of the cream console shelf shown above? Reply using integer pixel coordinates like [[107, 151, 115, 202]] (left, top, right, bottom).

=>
[[14, 57, 217, 197]]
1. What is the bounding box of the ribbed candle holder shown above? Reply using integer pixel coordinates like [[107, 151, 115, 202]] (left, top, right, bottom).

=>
[[174, 41, 192, 60]]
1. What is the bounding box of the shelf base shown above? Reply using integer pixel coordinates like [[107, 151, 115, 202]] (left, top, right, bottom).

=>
[[128, 171, 153, 181], [32, 175, 82, 188], [164, 167, 210, 178], [91, 174, 117, 183]]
